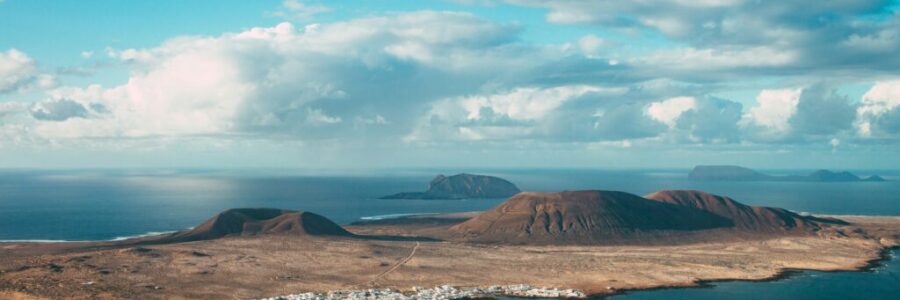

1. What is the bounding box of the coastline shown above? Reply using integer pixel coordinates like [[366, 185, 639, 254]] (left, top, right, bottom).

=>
[[1, 215, 898, 299], [258, 245, 897, 300], [0, 231, 178, 244], [601, 245, 898, 299]]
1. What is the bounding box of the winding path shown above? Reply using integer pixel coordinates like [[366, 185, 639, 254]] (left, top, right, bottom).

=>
[[365, 241, 420, 286]]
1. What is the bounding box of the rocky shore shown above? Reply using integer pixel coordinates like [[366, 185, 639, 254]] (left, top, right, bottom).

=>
[[260, 284, 585, 300]]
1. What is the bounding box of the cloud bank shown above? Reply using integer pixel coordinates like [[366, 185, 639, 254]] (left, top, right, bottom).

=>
[[1, 2, 899, 168]]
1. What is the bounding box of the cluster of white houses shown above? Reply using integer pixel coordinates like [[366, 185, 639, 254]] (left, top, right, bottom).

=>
[[261, 284, 585, 300]]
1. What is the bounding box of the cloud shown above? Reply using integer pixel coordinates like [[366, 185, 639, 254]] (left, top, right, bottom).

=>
[[675, 97, 743, 143], [738, 85, 857, 143], [857, 80, 900, 137], [30, 99, 90, 121], [405, 84, 673, 143], [0, 102, 38, 148], [841, 14, 900, 53], [15, 12, 570, 142], [788, 84, 856, 137], [502, 0, 900, 78], [636, 46, 797, 71], [743, 88, 802, 135], [577, 34, 606, 58], [3, 6, 899, 164], [645, 96, 697, 128], [507, 0, 890, 44], [305, 107, 342, 125], [0, 49, 56, 94], [354, 115, 389, 128], [0, 102, 26, 120], [274, 0, 331, 21], [545, 100, 665, 142], [459, 85, 606, 121], [644, 96, 742, 143], [406, 85, 610, 142]]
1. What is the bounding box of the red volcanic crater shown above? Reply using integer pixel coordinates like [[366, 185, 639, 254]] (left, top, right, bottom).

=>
[[450, 190, 734, 244], [450, 189, 843, 245]]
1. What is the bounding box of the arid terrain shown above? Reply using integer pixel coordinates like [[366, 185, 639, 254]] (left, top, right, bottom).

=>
[[1, 191, 899, 300]]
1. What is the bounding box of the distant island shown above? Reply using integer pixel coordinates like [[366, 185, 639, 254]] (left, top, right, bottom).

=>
[[689, 165, 885, 182], [380, 173, 521, 199]]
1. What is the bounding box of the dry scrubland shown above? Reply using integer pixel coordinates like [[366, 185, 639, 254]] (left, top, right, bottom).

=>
[[2, 190, 900, 300], [0, 216, 897, 300]]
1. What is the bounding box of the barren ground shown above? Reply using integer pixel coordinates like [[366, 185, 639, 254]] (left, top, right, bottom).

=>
[[1, 215, 898, 300]]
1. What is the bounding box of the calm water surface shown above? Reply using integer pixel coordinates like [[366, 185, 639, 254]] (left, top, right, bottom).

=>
[[609, 249, 900, 299], [1, 168, 898, 240]]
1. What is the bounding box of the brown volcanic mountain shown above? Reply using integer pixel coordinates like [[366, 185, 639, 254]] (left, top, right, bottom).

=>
[[450, 191, 733, 244], [645, 190, 821, 232], [160, 208, 352, 243]]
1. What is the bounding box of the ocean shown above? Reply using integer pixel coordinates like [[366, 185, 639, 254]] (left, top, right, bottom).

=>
[[1, 168, 898, 298], [498, 249, 900, 300], [609, 249, 899, 300], [1, 168, 898, 241]]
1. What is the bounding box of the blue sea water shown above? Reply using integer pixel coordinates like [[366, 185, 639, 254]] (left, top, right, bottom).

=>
[[1, 168, 898, 298], [608, 249, 900, 300], [499, 249, 900, 300], [1, 168, 898, 241], [0, 169, 502, 241]]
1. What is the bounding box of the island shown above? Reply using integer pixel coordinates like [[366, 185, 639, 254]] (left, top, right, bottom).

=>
[[1, 189, 898, 299], [379, 173, 521, 199], [689, 165, 886, 182]]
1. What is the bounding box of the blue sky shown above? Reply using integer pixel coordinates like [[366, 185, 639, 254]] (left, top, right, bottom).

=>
[[1, 0, 900, 169]]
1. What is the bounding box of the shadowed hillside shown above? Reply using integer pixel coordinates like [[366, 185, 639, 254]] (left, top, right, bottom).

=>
[[645, 190, 823, 232], [159, 208, 353, 243]]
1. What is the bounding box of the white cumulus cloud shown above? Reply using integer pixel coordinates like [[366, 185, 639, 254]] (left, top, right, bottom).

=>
[[645, 96, 697, 128], [0, 49, 56, 94], [460, 85, 606, 121], [744, 88, 802, 133], [857, 80, 900, 137], [12, 11, 564, 143], [406, 85, 629, 142]]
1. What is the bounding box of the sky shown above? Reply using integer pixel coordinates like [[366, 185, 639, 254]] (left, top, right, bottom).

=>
[[1, 0, 900, 170]]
